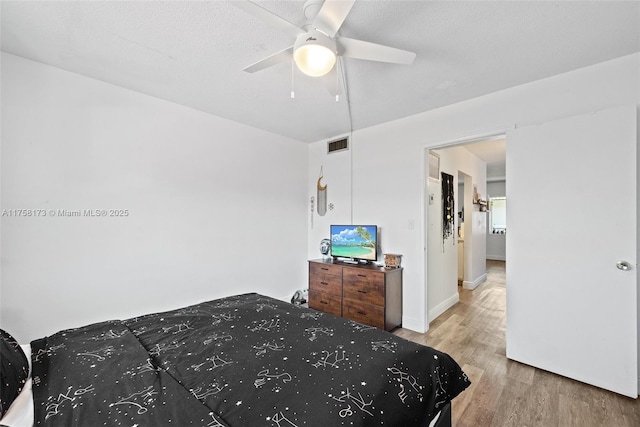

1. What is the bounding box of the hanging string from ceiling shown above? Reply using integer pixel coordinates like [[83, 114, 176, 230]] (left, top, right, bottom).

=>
[[291, 60, 295, 99]]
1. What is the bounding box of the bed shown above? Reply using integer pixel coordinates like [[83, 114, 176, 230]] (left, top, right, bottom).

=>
[[1, 293, 469, 426]]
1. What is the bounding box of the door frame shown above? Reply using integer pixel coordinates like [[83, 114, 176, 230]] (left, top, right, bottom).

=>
[[423, 128, 511, 331]]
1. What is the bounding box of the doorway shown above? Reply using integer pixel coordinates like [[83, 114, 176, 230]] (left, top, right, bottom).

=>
[[425, 134, 505, 326]]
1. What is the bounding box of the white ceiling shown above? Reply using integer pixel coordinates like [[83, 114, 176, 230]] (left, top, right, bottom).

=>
[[464, 137, 506, 178], [2, 1, 639, 144]]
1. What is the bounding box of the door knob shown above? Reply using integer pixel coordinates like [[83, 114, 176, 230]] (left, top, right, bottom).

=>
[[616, 261, 631, 271]]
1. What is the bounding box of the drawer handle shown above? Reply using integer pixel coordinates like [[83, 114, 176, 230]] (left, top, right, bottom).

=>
[[357, 290, 368, 294], [357, 274, 367, 277], [320, 281, 328, 285], [357, 311, 367, 315], [320, 301, 328, 305], [321, 267, 329, 271]]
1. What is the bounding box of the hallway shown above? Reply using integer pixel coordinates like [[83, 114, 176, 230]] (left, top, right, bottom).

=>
[[395, 261, 640, 426]]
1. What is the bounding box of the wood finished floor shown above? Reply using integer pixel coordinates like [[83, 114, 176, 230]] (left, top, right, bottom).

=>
[[394, 260, 640, 426]]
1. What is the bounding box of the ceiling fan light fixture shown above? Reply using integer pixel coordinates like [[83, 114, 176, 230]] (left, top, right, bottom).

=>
[[293, 30, 337, 77]]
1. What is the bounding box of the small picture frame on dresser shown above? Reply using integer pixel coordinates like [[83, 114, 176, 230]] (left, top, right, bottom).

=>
[[384, 253, 402, 269]]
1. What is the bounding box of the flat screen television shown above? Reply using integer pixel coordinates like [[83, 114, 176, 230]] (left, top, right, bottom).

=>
[[330, 225, 378, 263]]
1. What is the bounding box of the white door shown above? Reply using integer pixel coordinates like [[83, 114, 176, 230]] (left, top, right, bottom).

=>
[[506, 105, 637, 397]]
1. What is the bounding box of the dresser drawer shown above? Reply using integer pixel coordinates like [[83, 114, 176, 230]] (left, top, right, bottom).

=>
[[342, 268, 384, 306], [309, 263, 343, 295], [309, 290, 342, 317], [342, 299, 384, 329]]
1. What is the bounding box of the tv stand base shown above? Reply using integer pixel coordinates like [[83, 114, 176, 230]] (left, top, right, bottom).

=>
[[336, 258, 371, 265]]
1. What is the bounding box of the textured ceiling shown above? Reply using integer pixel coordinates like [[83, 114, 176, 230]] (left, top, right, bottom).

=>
[[2, 1, 639, 143]]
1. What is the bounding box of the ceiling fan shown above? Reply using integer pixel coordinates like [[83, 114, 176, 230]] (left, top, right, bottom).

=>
[[233, 0, 416, 97]]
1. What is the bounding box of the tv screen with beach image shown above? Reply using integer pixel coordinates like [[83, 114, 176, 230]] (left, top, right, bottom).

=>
[[330, 225, 377, 261]]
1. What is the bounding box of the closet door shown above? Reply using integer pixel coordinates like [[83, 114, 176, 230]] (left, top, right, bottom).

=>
[[506, 105, 637, 397]]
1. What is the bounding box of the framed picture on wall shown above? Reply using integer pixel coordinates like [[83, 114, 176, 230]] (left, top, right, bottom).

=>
[[428, 151, 440, 181]]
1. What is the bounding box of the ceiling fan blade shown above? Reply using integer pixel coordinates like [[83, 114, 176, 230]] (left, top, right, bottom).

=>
[[243, 46, 294, 73], [313, 0, 356, 38], [232, 1, 303, 38], [337, 36, 416, 64]]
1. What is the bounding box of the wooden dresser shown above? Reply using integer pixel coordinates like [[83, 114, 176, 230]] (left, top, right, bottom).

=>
[[308, 259, 402, 331]]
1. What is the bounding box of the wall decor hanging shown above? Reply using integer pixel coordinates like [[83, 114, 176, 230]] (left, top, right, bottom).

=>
[[317, 166, 327, 216], [441, 172, 455, 248], [310, 196, 315, 228]]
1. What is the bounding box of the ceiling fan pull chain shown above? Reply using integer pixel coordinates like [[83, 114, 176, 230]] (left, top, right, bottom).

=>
[[335, 59, 340, 102], [291, 60, 295, 99]]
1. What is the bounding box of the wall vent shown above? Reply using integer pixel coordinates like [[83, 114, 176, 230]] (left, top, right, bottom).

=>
[[327, 137, 349, 153]]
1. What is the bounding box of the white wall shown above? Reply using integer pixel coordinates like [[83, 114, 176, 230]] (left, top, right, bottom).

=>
[[0, 53, 308, 342], [308, 53, 639, 333], [487, 180, 506, 261], [308, 126, 428, 331], [307, 138, 353, 256]]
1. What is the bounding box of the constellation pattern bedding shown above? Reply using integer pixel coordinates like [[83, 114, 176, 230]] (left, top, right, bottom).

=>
[[23, 293, 469, 426]]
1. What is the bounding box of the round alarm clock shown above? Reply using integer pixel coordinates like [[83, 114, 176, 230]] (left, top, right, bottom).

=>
[[320, 238, 331, 258]]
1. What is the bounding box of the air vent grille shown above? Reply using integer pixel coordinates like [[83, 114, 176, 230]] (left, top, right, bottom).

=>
[[327, 137, 349, 153]]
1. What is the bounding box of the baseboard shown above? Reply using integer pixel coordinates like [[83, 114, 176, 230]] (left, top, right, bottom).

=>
[[463, 273, 487, 290], [428, 292, 459, 322], [486, 255, 506, 261], [402, 316, 427, 333]]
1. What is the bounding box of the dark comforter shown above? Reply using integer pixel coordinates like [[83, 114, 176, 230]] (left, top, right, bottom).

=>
[[31, 293, 469, 426]]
